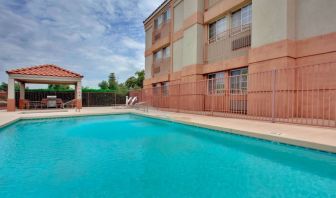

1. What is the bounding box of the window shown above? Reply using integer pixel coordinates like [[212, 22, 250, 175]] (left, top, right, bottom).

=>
[[232, 10, 241, 31], [154, 18, 158, 29], [241, 4, 252, 27], [230, 67, 248, 93], [216, 18, 227, 36], [232, 4, 252, 33], [154, 9, 170, 29], [209, 23, 216, 42], [154, 46, 170, 63], [154, 15, 163, 29], [209, 17, 227, 42], [208, 72, 225, 94], [163, 9, 170, 22], [153, 50, 162, 62], [162, 82, 169, 96], [163, 46, 170, 58]]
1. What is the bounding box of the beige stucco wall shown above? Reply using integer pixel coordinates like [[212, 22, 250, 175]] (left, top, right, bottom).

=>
[[145, 27, 153, 50], [183, 0, 204, 19], [174, 1, 184, 32], [182, 24, 204, 66], [7, 78, 15, 99], [145, 55, 153, 79], [251, 0, 295, 48], [296, 0, 336, 40], [173, 39, 183, 71]]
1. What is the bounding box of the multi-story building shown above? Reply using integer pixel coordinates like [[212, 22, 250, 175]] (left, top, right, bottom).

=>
[[140, 0, 336, 126]]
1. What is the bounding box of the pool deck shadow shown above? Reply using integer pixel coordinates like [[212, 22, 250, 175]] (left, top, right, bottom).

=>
[[0, 107, 335, 153]]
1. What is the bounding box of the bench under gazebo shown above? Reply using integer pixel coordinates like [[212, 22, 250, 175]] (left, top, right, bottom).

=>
[[6, 64, 83, 112]]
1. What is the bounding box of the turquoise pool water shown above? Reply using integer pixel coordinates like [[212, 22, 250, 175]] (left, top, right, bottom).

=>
[[0, 114, 335, 197]]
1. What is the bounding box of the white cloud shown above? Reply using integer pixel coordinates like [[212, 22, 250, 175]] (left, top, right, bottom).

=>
[[0, 0, 164, 87]]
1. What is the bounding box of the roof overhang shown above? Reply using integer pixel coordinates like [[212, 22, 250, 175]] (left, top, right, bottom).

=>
[[8, 74, 82, 85]]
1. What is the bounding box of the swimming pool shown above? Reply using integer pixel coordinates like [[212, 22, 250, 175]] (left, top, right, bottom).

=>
[[0, 114, 335, 197]]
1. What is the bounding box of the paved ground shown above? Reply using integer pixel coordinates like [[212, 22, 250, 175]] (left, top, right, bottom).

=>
[[0, 107, 335, 153]]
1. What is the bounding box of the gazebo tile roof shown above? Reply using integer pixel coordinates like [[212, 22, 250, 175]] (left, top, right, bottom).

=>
[[6, 64, 83, 78]]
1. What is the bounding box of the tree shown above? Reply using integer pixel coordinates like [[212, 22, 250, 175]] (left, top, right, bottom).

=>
[[0, 82, 20, 91], [117, 83, 128, 95], [0, 82, 8, 91], [125, 76, 138, 89], [96, 70, 144, 92], [48, 84, 71, 91], [124, 70, 145, 89], [135, 70, 145, 88], [108, 73, 118, 90], [98, 80, 109, 90]]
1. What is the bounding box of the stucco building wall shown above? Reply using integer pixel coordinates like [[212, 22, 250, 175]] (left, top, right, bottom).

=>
[[145, 27, 153, 50], [143, 0, 336, 81], [295, 0, 336, 40], [145, 55, 152, 79], [173, 39, 183, 72], [173, 1, 184, 32], [251, 0, 295, 48]]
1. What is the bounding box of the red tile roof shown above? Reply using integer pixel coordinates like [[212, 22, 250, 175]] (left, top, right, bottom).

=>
[[6, 64, 83, 78]]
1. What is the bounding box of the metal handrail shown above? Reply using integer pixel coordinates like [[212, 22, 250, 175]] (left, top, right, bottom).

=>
[[62, 99, 76, 109], [133, 102, 149, 112]]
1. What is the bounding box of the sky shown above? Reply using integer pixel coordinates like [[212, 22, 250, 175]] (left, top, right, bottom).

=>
[[0, 0, 163, 88]]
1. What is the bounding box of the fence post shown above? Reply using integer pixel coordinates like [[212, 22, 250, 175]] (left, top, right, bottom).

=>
[[114, 92, 116, 107], [271, 69, 277, 123], [87, 92, 90, 107], [211, 79, 214, 116]]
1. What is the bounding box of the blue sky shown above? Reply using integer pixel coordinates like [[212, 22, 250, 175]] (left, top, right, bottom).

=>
[[0, 0, 163, 88]]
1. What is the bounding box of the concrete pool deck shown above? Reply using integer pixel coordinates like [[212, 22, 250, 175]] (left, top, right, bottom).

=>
[[0, 107, 335, 153]]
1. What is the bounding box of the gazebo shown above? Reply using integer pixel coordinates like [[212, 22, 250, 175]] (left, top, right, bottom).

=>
[[6, 64, 83, 112]]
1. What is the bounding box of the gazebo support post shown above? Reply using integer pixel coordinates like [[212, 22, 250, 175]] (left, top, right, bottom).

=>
[[75, 81, 82, 109], [7, 78, 16, 112], [19, 82, 25, 109]]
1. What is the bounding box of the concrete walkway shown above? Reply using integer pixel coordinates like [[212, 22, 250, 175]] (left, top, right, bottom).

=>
[[0, 107, 335, 153]]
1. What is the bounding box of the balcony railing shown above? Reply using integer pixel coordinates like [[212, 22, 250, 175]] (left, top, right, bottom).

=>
[[152, 57, 171, 76], [131, 62, 336, 128], [152, 20, 171, 44], [205, 23, 251, 64]]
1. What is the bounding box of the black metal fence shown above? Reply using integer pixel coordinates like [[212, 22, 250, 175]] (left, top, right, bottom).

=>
[[15, 91, 126, 107], [0, 91, 6, 110]]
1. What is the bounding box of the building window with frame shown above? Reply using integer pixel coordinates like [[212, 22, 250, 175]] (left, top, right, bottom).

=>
[[209, 17, 228, 43], [162, 46, 170, 59], [154, 15, 163, 29], [231, 4, 252, 34], [163, 9, 170, 22], [241, 4, 252, 27], [153, 50, 162, 62], [154, 46, 170, 64], [208, 72, 225, 94], [230, 67, 248, 93], [154, 9, 170, 29]]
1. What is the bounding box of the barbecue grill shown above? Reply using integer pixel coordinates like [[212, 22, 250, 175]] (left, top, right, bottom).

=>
[[47, 96, 57, 108]]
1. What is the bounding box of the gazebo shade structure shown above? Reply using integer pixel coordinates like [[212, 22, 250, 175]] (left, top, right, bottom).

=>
[[6, 64, 83, 111]]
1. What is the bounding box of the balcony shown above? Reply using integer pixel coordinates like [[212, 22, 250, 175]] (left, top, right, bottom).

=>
[[152, 57, 171, 77], [152, 20, 171, 44], [205, 23, 251, 64]]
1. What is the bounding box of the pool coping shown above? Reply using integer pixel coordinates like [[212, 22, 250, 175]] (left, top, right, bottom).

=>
[[133, 113, 336, 154], [0, 109, 335, 154]]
